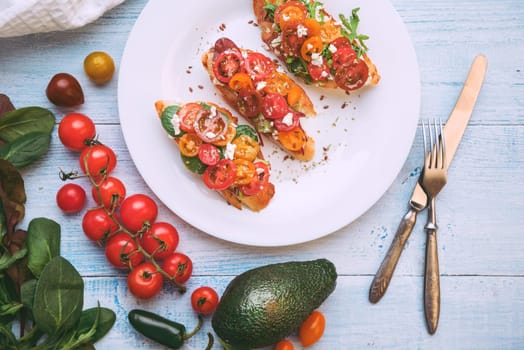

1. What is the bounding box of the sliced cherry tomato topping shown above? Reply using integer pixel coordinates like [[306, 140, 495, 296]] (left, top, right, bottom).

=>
[[236, 88, 262, 118], [263, 72, 293, 96], [202, 159, 236, 190], [214, 37, 239, 54], [277, 128, 306, 152], [300, 36, 324, 62], [273, 111, 301, 132], [198, 143, 221, 166], [244, 52, 274, 82], [303, 18, 321, 37], [213, 50, 244, 83], [281, 22, 307, 57], [240, 162, 270, 196], [228, 72, 255, 92], [307, 59, 330, 81], [330, 36, 352, 49], [193, 107, 228, 143], [331, 46, 357, 70], [232, 134, 260, 162], [233, 159, 256, 185], [261, 93, 289, 120], [275, 1, 308, 29], [178, 133, 202, 157], [286, 84, 304, 109], [212, 122, 237, 147], [178, 102, 205, 133], [334, 59, 369, 91]]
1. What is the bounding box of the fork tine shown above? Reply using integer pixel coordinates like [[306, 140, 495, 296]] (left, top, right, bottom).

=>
[[439, 119, 446, 169]]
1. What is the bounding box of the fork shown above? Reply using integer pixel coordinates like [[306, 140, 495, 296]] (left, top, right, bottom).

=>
[[421, 119, 448, 334]]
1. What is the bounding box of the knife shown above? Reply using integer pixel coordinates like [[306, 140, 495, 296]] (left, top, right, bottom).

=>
[[369, 55, 488, 304]]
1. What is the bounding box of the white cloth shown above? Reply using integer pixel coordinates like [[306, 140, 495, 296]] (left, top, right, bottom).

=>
[[0, 0, 125, 38]]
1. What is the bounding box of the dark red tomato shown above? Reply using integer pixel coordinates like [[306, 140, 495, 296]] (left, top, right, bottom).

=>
[[46, 73, 85, 107], [240, 162, 270, 195], [198, 143, 221, 166], [161, 252, 193, 284], [331, 46, 357, 70], [334, 59, 369, 91], [56, 183, 86, 214], [202, 159, 237, 191], [280, 22, 307, 57], [214, 37, 239, 54], [127, 262, 163, 299], [244, 52, 274, 81], [92, 176, 126, 209], [79, 144, 117, 179], [119, 194, 158, 232], [58, 113, 96, 151], [177, 102, 205, 133], [140, 222, 179, 260], [105, 232, 144, 269], [273, 111, 301, 132], [82, 207, 119, 242], [213, 50, 244, 83], [261, 93, 289, 120], [307, 59, 331, 81], [191, 286, 219, 315], [236, 88, 262, 118]]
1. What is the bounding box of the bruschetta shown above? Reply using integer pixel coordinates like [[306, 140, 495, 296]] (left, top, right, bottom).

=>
[[155, 100, 275, 211], [202, 37, 316, 161], [253, 0, 380, 92]]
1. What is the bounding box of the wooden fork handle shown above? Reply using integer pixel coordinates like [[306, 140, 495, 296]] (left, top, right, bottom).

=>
[[424, 227, 440, 334], [369, 208, 417, 303]]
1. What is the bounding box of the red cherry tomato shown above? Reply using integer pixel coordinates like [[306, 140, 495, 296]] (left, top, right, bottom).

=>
[[82, 207, 119, 242], [202, 159, 237, 191], [140, 222, 179, 260], [56, 183, 86, 214], [161, 252, 193, 284], [213, 50, 244, 83], [273, 111, 301, 132], [92, 176, 126, 209], [274, 339, 294, 350], [334, 59, 369, 91], [127, 262, 163, 299], [307, 59, 331, 82], [299, 310, 326, 347], [236, 88, 262, 118], [261, 93, 289, 120], [198, 143, 221, 166], [244, 52, 274, 82], [177, 102, 205, 133], [79, 144, 117, 179], [46, 72, 85, 107], [58, 113, 96, 151], [191, 286, 219, 315], [214, 37, 239, 54], [240, 162, 271, 196], [331, 46, 357, 70], [119, 194, 158, 232], [105, 232, 144, 269]]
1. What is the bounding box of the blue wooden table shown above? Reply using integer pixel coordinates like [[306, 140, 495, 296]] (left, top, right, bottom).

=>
[[1, 0, 523, 349]]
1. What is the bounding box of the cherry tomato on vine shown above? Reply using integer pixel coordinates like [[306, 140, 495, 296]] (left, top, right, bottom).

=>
[[79, 144, 117, 179], [56, 183, 86, 214], [119, 194, 158, 232], [92, 176, 126, 209], [161, 252, 193, 284], [191, 286, 219, 315], [82, 207, 119, 242], [58, 113, 96, 151], [274, 339, 294, 350], [127, 262, 163, 299], [105, 232, 144, 269], [84, 51, 115, 85], [140, 222, 179, 260], [299, 310, 325, 347], [46, 72, 85, 107]]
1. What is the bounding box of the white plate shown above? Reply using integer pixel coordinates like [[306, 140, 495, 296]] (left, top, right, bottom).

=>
[[118, 0, 420, 247]]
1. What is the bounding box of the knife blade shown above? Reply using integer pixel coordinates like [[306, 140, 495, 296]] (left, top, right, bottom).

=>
[[369, 54, 488, 304]]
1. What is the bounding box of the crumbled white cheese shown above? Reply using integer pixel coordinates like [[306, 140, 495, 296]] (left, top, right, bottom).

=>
[[311, 52, 323, 66], [271, 37, 281, 47], [256, 81, 267, 91], [209, 105, 217, 117], [170, 114, 181, 135], [241, 50, 248, 59], [224, 142, 236, 160], [206, 131, 217, 139], [297, 24, 308, 38], [320, 70, 329, 78], [281, 112, 294, 127], [276, 66, 285, 73], [306, 43, 314, 50], [328, 44, 338, 53], [315, 5, 324, 21]]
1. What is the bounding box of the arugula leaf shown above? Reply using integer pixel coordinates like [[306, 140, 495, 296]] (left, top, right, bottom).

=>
[[339, 8, 369, 58], [263, 0, 278, 19]]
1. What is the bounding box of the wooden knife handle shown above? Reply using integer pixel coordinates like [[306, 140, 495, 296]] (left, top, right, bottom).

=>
[[424, 228, 440, 334], [369, 208, 417, 303]]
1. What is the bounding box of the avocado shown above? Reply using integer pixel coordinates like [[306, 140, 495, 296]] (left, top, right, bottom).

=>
[[211, 258, 337, 349]]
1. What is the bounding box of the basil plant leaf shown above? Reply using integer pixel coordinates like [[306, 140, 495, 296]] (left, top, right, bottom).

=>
[[26, 217, 60, 277], [0, 131, 51, 169], [0, 107, 55, 143]]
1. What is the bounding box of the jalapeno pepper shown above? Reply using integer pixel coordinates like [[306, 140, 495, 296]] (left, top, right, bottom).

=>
[[128, 309, 203, 349]]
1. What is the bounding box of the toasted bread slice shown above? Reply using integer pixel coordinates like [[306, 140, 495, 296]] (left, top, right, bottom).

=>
[[202, 37, 316, 161], [155, 100, 275, 211], [253, 0, 380, 91]]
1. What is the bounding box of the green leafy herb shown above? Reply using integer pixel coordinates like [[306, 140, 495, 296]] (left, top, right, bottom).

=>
[[26, 218, 60, 277], [76, 306, 117, 344], [0, 107, 54, 143], [339, 8, 370, 58], [0, 132, 51, 168], [263, 0, 278, 20], [160, 105, 182, 137]]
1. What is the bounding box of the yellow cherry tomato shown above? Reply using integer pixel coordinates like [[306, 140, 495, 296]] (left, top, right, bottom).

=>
[[84, 51, 115, 84]]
